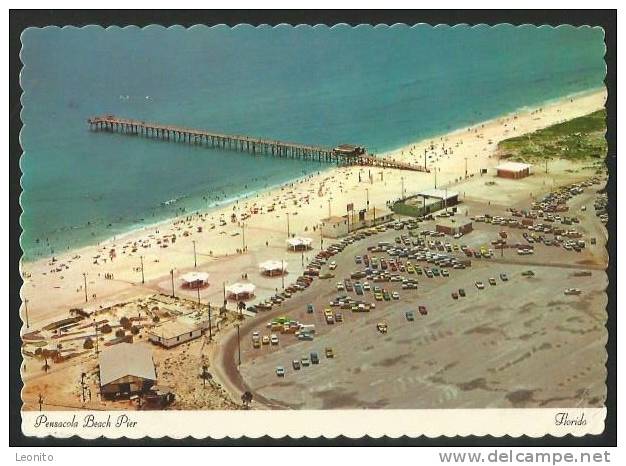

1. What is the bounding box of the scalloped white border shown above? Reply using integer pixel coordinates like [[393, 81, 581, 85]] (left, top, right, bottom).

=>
[[18, 23, 609, 440], [22, 408, 606, 439]]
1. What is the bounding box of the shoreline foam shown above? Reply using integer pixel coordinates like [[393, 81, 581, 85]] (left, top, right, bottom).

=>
[[20, 87, 606, 265]]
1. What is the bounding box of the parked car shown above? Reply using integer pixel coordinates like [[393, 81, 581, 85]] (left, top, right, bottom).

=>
[[310, 352, 320, 364], [307, 303, 314, 314], [292, 360, 301, 370], [451, 292, 459, 299], [276, 366, 285, 377], [377, 322, 388, 334], [418, 305, 427, 316], [405, 311, 415, 321], [488, 278, 497, 286], [458, 288, 466, 297], [475, 281, 485, 290], [325, 347, 334, 358]]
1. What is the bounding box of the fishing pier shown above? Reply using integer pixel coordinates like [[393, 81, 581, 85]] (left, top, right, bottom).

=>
[[87, 115, 428, 172]]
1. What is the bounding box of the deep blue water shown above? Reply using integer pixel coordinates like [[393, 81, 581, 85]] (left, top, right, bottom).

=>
[[19, 24, 605, 260]]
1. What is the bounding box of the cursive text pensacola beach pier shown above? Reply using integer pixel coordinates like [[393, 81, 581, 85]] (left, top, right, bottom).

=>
[[33, 414, 138, 429]]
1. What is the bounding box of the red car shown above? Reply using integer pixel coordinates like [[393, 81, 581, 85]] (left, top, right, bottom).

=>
[[418, 305, 427, 316]]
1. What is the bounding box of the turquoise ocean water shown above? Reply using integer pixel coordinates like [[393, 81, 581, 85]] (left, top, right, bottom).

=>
[[19, 25, 605, 261]]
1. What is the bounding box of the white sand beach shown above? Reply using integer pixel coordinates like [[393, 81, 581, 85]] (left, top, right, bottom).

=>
[[20, 88, 607, 330]]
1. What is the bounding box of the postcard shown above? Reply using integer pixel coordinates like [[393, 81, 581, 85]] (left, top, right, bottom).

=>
[[18, 23, 609, 439]]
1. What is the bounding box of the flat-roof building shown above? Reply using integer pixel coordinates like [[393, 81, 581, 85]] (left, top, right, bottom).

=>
[[147, 319, 203, 348], [496, 162, 532, 179], [435, 218, 473, 236], [99, 343, 156, 398]]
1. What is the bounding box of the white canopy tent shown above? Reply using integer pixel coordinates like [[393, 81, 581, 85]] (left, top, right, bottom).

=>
[[286, 237, 312, 251], [226, 282, 256, 300], [259, 260, 288, 276], [179, 271, 209, 289]]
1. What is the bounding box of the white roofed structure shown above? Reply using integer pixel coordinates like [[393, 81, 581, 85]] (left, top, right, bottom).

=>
[[286, 237, 312, 251], [259, 260, 288, 276], [226, 282, 256, 300], [496, 162, 532, 179], [179, 271, 209, 289]]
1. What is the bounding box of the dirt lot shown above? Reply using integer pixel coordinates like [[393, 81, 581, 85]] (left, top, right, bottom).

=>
[[231, 174, 608, 409]]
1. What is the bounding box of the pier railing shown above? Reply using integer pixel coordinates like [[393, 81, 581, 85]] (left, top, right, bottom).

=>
[[87, 115, 428, 172]]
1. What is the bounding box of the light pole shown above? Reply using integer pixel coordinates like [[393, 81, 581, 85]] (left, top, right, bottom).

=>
[[242, 222, 246, 251], [24, 299, 29, 329], [401, 176, 405, 199], [281, 259, 285, 290], [365, 188, 369, 210], [236, 324, 241, 366], [286, 213, 290, 238], [170, 269, 175, 298], [465, 157, 468, 178], [140, 255, 145, 284], [207, 302, 212, 341], [192, 240, 197, 268], [83, 273, 88, 303], [434, 169, 438, 189], [328, 199, 331, 217]]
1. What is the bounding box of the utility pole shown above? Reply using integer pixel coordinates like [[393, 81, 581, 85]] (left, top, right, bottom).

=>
[[38, 393, 43, 411], [545, 159, 548, 174], [236, 324, 241, 366], [366, 188, 370, 210], [94, 318, 99, 355], [301, 251, 304, 267], [192, 240, 197, 268], [196, 287, 201, 304], [242, 222, 246, 251], [465, 157, 468, 178], [140, 255, 145, 284], [328, 199, 331, 217], [281, 260, 285, 290], [434, 169, 438, 189], [401, 177, 405, 199], [83, 273, 88, 303], [424, 149, 427, 171], [286, 213, 290, 238], [207, 303, 212, 341], [24, 299, 29, 329], [222, 281, 226, 310], [170, 269, 175, 298]]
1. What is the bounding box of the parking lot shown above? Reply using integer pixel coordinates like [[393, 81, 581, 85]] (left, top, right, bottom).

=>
[[235, 176, 608, 409]]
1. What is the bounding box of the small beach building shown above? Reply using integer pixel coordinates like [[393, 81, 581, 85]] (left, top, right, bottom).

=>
[[286, 237, 313, 251], [180, 271, 209, 289], [361, 207, 395, 227], [147, 319, 203, 348], [99, 343, 156, 399], [435, 218, 473, 236], [259, 260, 288, 277], [496, 162, 532, 179], [226, 282, 256, 301]]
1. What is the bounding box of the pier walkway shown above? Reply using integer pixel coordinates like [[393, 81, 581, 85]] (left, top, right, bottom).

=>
[[87, 115, 428, 172]]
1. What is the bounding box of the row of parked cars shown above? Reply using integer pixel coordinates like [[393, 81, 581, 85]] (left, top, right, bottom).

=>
[[276, 347, 335, 377]]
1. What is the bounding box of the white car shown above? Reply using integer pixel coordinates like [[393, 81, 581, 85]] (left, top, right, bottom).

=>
[[329, 261, 337, 270], [391, 291, 400, 300], [270, 334, 279, 345], [363, 282, 371, 291]]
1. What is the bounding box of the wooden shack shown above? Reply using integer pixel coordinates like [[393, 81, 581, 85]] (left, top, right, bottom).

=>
[[99, 343, 156, 399]]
